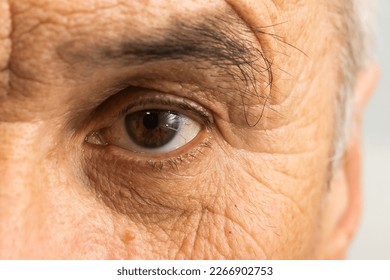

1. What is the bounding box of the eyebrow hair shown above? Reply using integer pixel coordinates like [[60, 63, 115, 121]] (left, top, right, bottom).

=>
[[58, 11, 273, 126], [105, 16, 263, 67]]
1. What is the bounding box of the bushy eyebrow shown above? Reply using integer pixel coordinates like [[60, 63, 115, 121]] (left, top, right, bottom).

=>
[[58, 11, 271, 79], [103, 15, 264, 68], [58, 11, 274, 126]]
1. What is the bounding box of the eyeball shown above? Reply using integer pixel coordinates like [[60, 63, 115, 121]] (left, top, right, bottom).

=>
[[86, 108, 202, 155], [122, 109, 201, 153]]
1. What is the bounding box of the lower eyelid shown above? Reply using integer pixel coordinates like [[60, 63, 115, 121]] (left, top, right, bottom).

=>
[[85, 133, 213, 172]]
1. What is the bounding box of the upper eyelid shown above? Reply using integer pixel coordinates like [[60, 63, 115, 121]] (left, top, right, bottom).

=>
[[116, 94, 213, 126]]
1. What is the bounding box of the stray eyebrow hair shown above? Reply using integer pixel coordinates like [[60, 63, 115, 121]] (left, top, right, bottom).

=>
[[58, 11, 274, 126]]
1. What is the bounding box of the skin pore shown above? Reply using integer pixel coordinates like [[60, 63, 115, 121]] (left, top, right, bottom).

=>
[[0, 0, 376, 259]]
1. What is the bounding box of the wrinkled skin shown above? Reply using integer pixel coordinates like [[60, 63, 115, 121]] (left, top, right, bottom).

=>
[[0, 0, 377, 259]]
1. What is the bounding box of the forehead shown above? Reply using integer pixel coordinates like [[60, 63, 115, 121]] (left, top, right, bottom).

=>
[[5, 0, 330, 43], [3, 0, 332, 79]]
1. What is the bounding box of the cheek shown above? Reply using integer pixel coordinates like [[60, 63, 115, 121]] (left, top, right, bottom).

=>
[[209, 154, 326, 259]]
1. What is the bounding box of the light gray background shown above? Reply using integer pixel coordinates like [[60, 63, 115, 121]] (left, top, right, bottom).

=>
[[348, 0, 390, 259]]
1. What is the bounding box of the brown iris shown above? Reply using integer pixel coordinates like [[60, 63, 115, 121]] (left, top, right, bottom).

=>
[[125, 110, 180, 149]]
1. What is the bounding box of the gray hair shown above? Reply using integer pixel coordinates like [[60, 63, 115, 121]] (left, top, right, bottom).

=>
[[332, 0, 376, 166]]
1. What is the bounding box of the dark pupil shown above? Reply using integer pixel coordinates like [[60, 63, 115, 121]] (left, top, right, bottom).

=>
[[143, 112, 159, 130], [125, 110, 180, 149]]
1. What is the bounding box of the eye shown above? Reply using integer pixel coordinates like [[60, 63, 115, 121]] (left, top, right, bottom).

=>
[[121, 109, 200, 153], [85, 96, 207, 155]]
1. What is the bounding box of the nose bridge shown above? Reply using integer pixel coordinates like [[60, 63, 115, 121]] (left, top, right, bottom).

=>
[[0, 122, 44, 258], [0, 0, 11, 98]]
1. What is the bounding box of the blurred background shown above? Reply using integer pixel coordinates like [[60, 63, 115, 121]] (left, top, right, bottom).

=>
[[349, 0, 390, 259]]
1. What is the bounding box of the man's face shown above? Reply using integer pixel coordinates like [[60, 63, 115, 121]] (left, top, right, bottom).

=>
[[0, 0, 358, 259]]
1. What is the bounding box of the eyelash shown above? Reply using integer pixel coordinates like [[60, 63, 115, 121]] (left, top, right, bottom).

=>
[[117, 96, 212, 127]]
